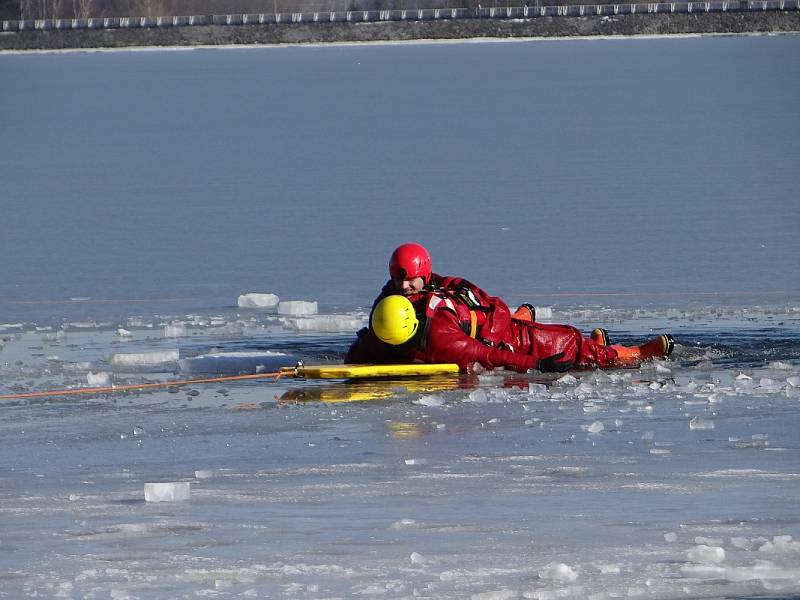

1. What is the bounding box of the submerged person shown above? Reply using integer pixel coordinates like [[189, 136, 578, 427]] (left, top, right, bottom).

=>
[[346, 293, 674, 373]]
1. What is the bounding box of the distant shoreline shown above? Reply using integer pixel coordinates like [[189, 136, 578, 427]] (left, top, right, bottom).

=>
[[2, 10, 799, 51]]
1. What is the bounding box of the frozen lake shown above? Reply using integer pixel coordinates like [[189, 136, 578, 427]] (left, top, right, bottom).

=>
[[1, 36, 799, 599]]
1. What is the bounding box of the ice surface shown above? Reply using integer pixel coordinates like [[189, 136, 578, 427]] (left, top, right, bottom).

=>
[[1, 38, 799, 600], [237, 293, 280, 309], [143, 482, 191, 502], [277, 300, 318, 316]]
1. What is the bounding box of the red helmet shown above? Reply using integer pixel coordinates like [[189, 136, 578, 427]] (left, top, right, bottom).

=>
[[389, 243, 432, 284]]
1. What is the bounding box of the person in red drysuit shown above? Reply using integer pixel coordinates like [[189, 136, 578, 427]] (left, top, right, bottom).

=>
[[346, 292, 674, 373], [349, 243, 536, 363]]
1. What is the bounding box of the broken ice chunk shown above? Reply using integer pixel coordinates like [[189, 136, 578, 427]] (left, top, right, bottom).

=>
[[584, 420, 604, 434], [87, 371, 111, 386], [416, 394, 445, 407], [277, 300, 318, 316], [281, 315, 364, 332], [163, 323, 187, 338], [539, 561, 578, 583], [109, 350, 179, 367], [689, 416, 715, 430], [466, 389, 488, 403], [144, 482, 191, 502], [237, 293, 280, 309], [686, 544, 725, 564]]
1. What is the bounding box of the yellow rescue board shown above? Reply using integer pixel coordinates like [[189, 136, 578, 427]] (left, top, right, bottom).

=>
[[282, 363, 460, 380]]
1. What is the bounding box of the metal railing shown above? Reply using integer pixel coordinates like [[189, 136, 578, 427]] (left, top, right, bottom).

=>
[[3, 1, 798, 32]]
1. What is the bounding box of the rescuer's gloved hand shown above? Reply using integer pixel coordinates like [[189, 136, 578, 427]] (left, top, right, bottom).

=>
[[536, 352, 574, 373]]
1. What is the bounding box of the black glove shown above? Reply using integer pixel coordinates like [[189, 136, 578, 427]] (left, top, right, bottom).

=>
[[537, 352, 574, 373]]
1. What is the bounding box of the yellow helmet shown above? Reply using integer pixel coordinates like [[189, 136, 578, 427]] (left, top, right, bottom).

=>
[[371, 295, 419, 345]]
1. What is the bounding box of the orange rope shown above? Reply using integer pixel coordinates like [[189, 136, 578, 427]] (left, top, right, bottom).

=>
[[0, 370, 287, 401]]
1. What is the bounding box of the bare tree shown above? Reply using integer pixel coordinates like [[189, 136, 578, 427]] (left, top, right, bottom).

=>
[[72, 0, 92, 17], [20, 0, 33, 18]]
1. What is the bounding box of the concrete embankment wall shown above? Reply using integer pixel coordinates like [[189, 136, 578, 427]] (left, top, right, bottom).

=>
[[2, 4, 799, 50]]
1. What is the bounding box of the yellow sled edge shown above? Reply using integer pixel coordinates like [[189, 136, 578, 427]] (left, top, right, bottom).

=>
[[282, 363, 460, 380]]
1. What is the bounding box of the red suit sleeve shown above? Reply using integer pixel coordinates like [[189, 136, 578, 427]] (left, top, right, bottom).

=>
[[424, 309, 536, 373]]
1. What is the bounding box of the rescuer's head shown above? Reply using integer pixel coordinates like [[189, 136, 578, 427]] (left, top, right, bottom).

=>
[[389, 243, 431, 295]]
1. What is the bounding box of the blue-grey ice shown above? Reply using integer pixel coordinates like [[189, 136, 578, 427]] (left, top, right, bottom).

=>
[[1, 34, 798, 599]]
